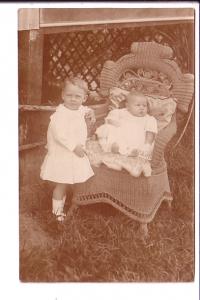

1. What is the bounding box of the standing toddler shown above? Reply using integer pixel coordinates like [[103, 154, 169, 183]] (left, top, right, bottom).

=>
[[40, 77, 94, 221]]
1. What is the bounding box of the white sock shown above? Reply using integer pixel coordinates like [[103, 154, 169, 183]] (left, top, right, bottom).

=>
[[52, 198, 65, 216]]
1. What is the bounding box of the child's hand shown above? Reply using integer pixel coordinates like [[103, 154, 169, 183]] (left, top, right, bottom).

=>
[[111, 142, 119, 154], [73, 144, 85, 157], [85, 108, 96, 124], [138, 144, 153, 161]]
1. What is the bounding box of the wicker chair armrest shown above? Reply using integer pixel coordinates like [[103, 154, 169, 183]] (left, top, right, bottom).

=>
[[151, 115, 177, 169]]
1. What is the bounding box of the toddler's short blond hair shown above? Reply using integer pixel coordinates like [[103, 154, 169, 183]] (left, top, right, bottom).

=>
[[62, 76, 88, 94]]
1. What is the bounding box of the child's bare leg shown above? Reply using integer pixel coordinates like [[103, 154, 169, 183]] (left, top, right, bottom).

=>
[[53, 183, 68, 200]]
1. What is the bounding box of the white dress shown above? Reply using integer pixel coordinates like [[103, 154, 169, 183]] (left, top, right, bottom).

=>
[[96, 108, 157, 155], [40, 104, 94, 184]]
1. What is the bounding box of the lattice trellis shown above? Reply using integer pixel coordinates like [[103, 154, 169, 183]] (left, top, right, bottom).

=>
[[42, 23, 194, 104]]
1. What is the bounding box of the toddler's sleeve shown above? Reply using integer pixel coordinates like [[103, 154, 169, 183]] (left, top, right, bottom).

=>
[[105, 109, 120, 122], [50, 113, 77, 151], [145, 116, 158, 134]]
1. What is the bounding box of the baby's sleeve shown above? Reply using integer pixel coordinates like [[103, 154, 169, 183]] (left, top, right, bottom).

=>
[[145, 116, 158, 134], [105, 109, 120, 122]]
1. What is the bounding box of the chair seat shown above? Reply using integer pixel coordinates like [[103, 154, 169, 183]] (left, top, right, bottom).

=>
[[73, 163, 172, 223]]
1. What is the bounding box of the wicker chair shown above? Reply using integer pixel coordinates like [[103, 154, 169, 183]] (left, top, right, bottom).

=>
[[70, 42, 194, 237]]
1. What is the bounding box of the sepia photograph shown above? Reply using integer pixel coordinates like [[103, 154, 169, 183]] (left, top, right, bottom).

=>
[[18, 5, 196, 286]]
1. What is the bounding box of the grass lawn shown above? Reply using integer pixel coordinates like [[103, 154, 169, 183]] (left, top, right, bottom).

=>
[[19, 115, 194, 282]]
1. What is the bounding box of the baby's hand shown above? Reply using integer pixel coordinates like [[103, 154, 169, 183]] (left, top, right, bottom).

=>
[[73, 144, 85, 157], [129, 149, 138, 157], [107, 119, 120, 127], [111, 142, 119, 154], [138, 144, 153, 161]]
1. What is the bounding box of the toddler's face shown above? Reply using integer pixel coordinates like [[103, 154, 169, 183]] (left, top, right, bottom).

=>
[[62, 83, 86, 110], [126, 94, 148, 117]]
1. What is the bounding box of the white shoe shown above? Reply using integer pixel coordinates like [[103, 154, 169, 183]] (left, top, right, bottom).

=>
[[56, 212, 66, 222], [52, 198, 66, 222]]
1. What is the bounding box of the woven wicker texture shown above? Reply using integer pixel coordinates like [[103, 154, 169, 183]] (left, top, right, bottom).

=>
[[73, 165, 171, 223], [100, 42, 194, 113], [72, 42, 194, 225]]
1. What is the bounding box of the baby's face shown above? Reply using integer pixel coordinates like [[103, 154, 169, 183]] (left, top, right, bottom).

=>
[[126, 94, 148, 117], [62, 83, 86, 110]]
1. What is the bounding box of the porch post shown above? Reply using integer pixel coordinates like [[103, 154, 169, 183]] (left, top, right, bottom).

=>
[[18, 29, 44, 104]]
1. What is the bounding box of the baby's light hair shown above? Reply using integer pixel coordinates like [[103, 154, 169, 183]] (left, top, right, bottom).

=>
[[62, 76, 88, 94], [126, 90, 147, 102]]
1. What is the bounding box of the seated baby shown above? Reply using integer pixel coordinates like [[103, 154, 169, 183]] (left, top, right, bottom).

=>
[[95, 91, 158, 177]]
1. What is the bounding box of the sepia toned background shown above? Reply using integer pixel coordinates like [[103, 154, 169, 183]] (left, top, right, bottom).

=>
[[19, 8, 195, 283]]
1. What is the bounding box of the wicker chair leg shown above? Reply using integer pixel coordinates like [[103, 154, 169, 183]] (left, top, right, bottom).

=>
[[138, 222, 148, 238]]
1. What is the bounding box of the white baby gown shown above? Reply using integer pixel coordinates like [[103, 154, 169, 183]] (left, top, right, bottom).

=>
[[40, 104, 94, 184], [96, 108, 157, 155], [92, 108, 158, 177]]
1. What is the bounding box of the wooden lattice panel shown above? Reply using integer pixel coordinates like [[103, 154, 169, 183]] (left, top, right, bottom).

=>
[[41, 23, 193, 104]]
